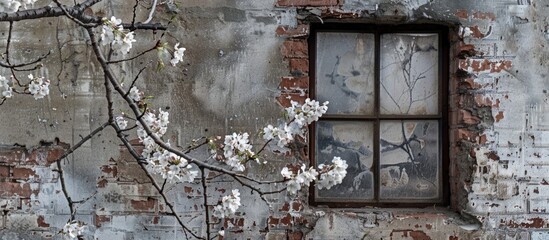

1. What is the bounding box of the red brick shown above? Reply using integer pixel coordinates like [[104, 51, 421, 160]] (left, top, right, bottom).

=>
[[276, 93, 308, 107], [455, 9, 468, 19], [37, 215, 50, 227], [0, 165, 9, 178], [0, 182, 34, 198], [472, 11, 496, 21], [95, 214, 111, 227], [276, 0, 339, 7], [279, 76, 309, 92], [0, 148, 25, 165], [130, 197, 157, 211], [276, 25, 309, 37], [12, 167, 36, 179], [281, 40, 308, 58], [289, 58, 309, 75]]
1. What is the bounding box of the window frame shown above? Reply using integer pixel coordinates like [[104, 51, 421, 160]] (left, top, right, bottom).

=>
[[308, 23, 450, 208]]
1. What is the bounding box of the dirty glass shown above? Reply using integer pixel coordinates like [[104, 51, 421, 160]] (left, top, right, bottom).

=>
[[315, 120, 374, 200], [316, 32, 375, 115], [380, 34, 439, 115], [379, 120, 440, 200]]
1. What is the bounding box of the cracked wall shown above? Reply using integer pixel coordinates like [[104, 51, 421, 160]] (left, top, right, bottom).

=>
[[1, 0, 549, 239]]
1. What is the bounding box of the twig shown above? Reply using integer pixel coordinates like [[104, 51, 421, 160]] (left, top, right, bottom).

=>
[[143, 0, 158, 24], [201, 167, 211, 239]]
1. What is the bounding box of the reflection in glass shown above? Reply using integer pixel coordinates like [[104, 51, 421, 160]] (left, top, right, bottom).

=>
[[380, 34, 439, 115], [316, 32, 375, 115], [379, 120, 440, 200], [315, 121, 374, 200]]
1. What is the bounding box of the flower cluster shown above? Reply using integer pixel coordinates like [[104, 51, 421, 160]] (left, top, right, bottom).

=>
[[262, 98, 328, 152], [115, 115, 127, 130], [136, 107, 198, 182], [222, 133, 256, 171], [212, 189, 241, 218], [281, 157, 348, 195], [317, 157, 348, 190], [170, 43, 186, 66], [128, 86, 143, 102], [101, 16, 136, 54], [62, 221, 85, 239], [281, 165, 318, 195], [27, 74, 50, 100], [0, 0, 37, 13], [0, 75, 12, 98]]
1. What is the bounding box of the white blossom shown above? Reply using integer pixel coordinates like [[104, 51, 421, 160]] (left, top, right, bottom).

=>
[[0, 0, 21, 13], [0, 75, 12, 98], [262, 98, 328, 152], [101, 16, 136, 54], [212, 189, 241, 218], [115, 116, 127, 130], [62, 221, 85, 239], [27, 74, 50, 100], [170, 43, 186, 66], [135, 108, 198, 183], [128, 86, 142, 102], [222, 132, 255, 171], [317, 157, 348, 190], [218, 230, 225, 237]]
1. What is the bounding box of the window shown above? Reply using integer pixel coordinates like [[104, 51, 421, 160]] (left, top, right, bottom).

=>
[[310, 24, 449, 207]]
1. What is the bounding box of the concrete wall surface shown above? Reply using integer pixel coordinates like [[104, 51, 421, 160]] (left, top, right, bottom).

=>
[[0, 0, 549, 239]]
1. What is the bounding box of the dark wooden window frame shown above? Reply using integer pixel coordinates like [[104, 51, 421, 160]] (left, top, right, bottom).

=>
[[309, 23, 450, 208]]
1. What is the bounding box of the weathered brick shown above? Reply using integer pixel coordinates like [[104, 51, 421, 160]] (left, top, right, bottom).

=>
[[0, 165, 9, 178], [0, 182, 34, 198], [281, 40, 308, 58], [289, 58, 309, 76], [278, 76, 309, 92], [275, 25, 309, 37], [12, 167, 36, 179], [276, 0, 339, 7], [130, 197, 157, 211], [276, 93, 307, 107]]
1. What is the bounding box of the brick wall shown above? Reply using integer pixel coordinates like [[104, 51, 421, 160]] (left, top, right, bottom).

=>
[[1, 0, 549, 239]]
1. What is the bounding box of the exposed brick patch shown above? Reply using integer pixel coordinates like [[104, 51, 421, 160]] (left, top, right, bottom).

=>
[[0, 182, 34, 198], [37, 215, 50, 227], [276, 25, 310, 37], [289, 58, 309, 76], [130, 197, 157, 211], [279, 76, 309, 92], [97, 178, 108, 188], [455, 9, 468, 19], [281, 40, 308, 59], [391, 230, 432, 240], [0, 165, 9, 178], [100, 165, 118, 178], [504, 218, 546, 228], [288, 230, 303, 240], [12, 167, 36, 179], [276, 93, 307, 107], [472, 11, 496, 21], [276, 0, 339, 7], [95, 214, 111, 227]]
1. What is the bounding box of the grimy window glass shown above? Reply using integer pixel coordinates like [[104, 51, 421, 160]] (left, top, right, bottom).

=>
[[310, 24, 449, 207]]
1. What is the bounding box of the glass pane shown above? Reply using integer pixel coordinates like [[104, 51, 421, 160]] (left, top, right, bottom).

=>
[[315, 121, 374, 201], [380, 34, 439, 115], [379, 120, 440, 200], [316, 32, 375, 115]]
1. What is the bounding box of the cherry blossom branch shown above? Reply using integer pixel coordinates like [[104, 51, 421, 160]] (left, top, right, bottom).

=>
[[107, 43, 159, 64], [112, 123, 203, 239], [143, 0, 158, 24], [200, 167, 211, 239]]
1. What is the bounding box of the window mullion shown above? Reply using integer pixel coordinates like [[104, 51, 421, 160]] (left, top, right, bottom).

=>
[[374, 30, 381, 203]]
